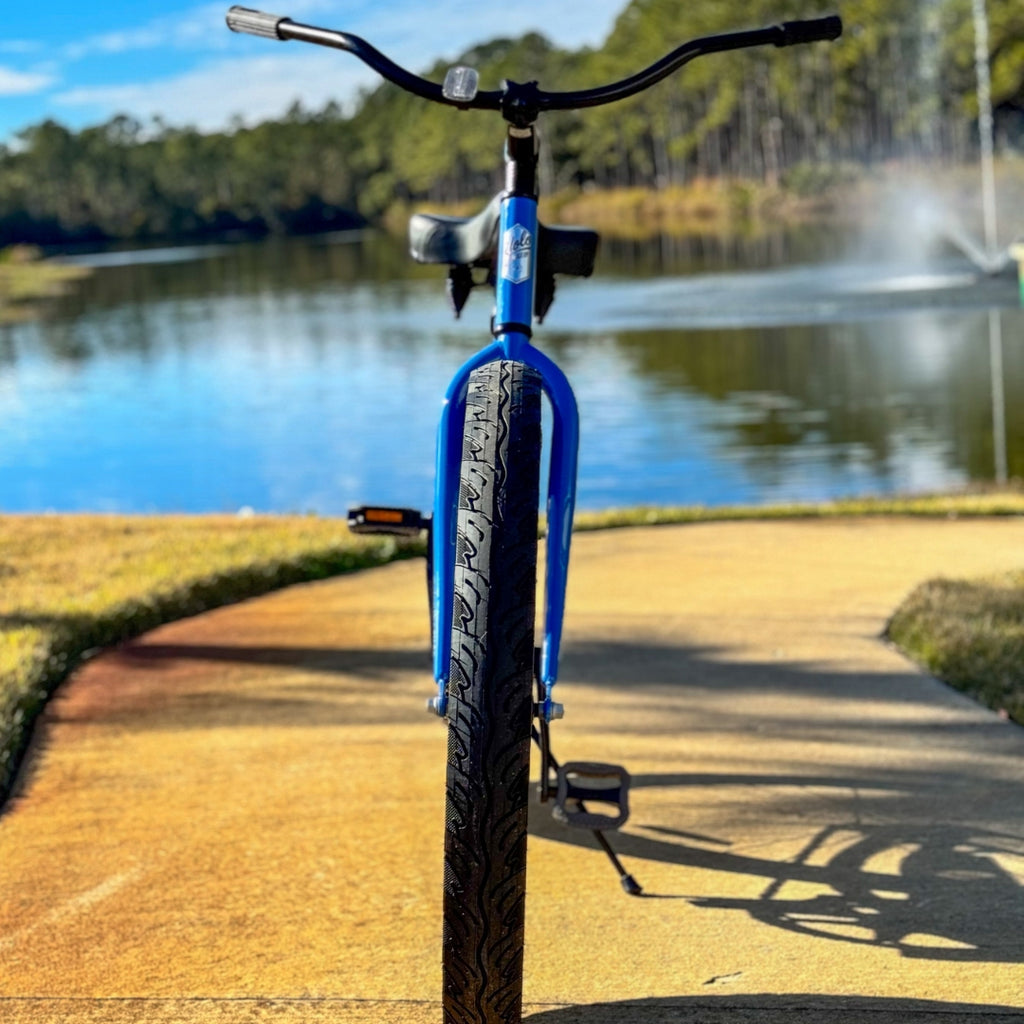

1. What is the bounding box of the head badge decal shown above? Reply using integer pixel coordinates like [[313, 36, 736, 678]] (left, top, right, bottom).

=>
[[501, 224, 533, 284]]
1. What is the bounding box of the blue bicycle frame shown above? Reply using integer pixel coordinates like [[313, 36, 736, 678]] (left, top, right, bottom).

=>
[[429, 128, 578, 724], [227, 4, 842, 730]]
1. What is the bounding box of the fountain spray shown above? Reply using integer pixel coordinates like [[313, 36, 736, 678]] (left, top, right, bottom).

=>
[[970, 0, 998, 263]]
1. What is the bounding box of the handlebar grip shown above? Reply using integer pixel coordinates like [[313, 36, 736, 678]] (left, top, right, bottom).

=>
[[777, 15, 842, 46], [225, 6, 291, 39]]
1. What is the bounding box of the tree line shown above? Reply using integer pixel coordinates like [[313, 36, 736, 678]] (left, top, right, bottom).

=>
[[1, 0, 1020, 247]]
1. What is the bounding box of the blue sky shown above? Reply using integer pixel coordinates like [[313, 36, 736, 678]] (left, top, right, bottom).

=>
[[0, 1, 626, 142]]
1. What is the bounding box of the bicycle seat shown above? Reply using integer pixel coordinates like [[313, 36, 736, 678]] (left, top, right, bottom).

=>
[[409, 197, 599, 278], [409, 195, 503, 266]]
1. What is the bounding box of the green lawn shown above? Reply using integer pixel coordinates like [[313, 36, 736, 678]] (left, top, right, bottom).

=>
[[0, 246, 90, 323], [886, 571, 1024, 724]]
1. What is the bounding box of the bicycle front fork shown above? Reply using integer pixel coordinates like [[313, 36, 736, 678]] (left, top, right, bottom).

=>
[[427, 339, 579, 722]]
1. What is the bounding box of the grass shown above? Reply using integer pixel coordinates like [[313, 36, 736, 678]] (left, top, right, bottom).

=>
[[572, 490, 1024, 530], [0, 514, 422, 803], [2, 491, 1023, 805], [887, 573, 1024, 724], [0, 246, 90, 323], [539, 178, 841, 239], [394, 156, 1024, 244], [394, 177, 843, 241]]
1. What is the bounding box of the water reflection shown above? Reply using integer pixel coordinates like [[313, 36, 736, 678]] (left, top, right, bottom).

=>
[[0, 231, 1019, 513]]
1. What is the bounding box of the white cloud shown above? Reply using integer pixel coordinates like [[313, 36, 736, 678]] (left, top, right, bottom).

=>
[[310, 0, 624, 67], [63, 0, 344, 60], [64, 27, 165, 61], [44, 0, 627, 134], [0, 41, 43, 56], [54, 52, 374, 130], [0, 66, 54, 96], [64, 4, 223, 59]]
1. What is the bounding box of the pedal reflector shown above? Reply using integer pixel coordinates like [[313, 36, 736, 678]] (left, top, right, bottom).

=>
[[347, 506, 428, 537]]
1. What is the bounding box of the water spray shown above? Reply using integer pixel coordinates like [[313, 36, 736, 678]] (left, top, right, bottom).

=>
[[971, 0, 998, 264]]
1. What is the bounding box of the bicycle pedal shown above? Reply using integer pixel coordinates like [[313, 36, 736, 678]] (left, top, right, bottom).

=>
[[552, 762, 630, 831], [347, 506, 429, 537]]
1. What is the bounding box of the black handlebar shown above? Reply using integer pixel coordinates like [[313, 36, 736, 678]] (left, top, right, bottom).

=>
[[226, 6, 841, 124], [777, 16, 843, 45]]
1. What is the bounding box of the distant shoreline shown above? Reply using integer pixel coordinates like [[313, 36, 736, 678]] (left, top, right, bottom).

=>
[[0, 245, 91, 323], [8, 157, 1021, 258]]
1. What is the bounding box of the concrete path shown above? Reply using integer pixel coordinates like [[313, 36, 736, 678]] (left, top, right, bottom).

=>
[[3, 518, 1024, 1023]]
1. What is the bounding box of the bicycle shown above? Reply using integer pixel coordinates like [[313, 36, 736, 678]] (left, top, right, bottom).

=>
[[227, 9, 842, 1022]]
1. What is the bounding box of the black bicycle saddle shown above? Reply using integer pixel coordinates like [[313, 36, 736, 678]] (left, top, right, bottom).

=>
[[409, 196, 599, 279]]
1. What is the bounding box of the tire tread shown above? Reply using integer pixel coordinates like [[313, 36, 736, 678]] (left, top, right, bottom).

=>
[[442, 361, 542, 1024]]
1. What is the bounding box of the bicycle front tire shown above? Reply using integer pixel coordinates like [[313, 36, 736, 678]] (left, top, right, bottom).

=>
[[442, 360, 543, 1024]]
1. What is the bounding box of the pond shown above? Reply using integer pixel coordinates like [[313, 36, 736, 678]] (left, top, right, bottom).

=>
[[0, 227, 1020, 514]]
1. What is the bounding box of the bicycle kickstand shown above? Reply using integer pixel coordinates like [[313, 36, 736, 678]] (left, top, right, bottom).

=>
[[532, 678, 642, 896]]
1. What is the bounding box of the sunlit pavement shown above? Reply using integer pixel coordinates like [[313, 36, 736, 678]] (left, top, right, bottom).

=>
[[3, 519, 1024, 1023]]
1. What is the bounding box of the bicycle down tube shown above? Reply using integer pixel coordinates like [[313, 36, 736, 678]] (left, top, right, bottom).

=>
[[430, 127, 578, 723]]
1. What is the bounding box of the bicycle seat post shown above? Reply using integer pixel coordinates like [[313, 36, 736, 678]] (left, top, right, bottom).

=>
[[504, 124, 538, 200]]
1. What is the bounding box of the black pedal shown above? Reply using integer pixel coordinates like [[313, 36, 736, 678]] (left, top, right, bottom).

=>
[[347, 506, 429, 537], [552, 762, 630, 831]]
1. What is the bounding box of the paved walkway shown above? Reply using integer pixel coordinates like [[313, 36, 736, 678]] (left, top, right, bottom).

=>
[[3, 519, 1024, 1023]]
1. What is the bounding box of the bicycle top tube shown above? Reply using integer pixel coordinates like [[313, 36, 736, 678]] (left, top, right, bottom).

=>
[[227, 7, 841, 126]]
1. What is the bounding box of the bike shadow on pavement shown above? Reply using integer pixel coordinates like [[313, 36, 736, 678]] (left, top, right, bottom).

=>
[[525, 995, 1024, 1023], [531, 800, 1024, 964], [528, 638, 1024, 966]]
